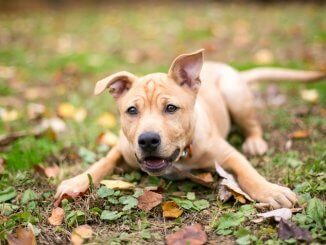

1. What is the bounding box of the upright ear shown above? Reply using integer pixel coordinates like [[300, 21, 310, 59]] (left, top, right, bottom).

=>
[[94, 71, 137, 99], [168, 49, 204, 93]]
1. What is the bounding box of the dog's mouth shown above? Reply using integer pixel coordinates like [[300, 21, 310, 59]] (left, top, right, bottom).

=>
[[137, 148, 180, 175]]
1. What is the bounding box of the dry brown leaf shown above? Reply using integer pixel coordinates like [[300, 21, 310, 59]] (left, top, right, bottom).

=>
[[137, 190, 163, 212], [162, 201, 183, 218], [278, 219, 312, 242], [215, 162, 253, 202], [7, 227, 36, 245], [289, 130, 309, 139], [96, 112, 117, 128], [256, 208, 293, 222], [0, 131, 28, 147], [48, 207, 64, 226], [34, 164, 60, 178], [96, 132, 118, 147], [100, 180, 134, 190], [71, 224, 93, 245], [165, 223, 207, 245], [195, 172, 214, 183]]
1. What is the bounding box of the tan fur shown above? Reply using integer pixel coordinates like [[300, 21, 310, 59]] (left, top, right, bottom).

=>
[[55, 50, 325, 208]]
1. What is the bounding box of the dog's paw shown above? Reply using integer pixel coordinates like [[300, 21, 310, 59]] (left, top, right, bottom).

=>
[[249, 182, 297, 209], [242, 136, 268, 156], [54, 174, 90, 206]]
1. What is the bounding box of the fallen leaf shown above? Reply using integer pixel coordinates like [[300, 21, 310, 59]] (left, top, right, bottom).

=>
[[48, 207, 64, 226], [162, 201, 183, 218], [57, 102, 76, 119], [165, 223, 207, 245], [71, 224, 93, 245], [137, 190, 163, 212], [215, 162, 253, 203], [24, 86, 52, 100], [36, 117, 67, 140], [0, 131, 28, 146], [73, 108, 87, 122], [100, 180, 135, 190], [171, 166, 214, 188], [27, 103, 45, 120], [218, 185, 232, 203], [289, 130, 309, 139], [300, 89, 319, 103], [195, 172, 214, 183], [278, 219, 312, 242], [256, 208, 292, 222], [7, 227, 36, 245], [0, 109, 19, 122], [34, 164, 60, 178], [96, 112, 117, 128], [96, 132, 118, 146], [254, 49, 274, 65]]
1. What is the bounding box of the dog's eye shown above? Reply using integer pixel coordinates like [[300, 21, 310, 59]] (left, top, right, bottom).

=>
[[165, 104, 179, 113], [126, 106, 138, 115]]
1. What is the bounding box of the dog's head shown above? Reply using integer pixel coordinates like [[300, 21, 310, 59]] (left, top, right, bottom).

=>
[[94, 50, 204, 175]]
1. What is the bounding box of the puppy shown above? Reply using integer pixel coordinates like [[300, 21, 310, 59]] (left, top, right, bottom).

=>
[[55, 50, 325, 208]]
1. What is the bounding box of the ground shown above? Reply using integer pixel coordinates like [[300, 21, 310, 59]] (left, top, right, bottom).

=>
[[0, 2, 325, 244]]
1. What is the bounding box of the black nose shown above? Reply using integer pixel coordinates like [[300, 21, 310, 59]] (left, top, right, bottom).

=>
[[138, 132, 161, 152]]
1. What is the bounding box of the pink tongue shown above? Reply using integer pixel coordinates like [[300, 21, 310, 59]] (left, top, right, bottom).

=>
[[146, 158, 164, 165]]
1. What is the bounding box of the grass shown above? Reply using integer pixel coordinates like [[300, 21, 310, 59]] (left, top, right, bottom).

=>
[[0, 1, 325, 244]]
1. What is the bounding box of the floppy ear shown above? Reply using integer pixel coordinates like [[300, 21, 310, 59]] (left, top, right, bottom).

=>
[[94, 71, 137, 99], [168, 49, 204, 93]]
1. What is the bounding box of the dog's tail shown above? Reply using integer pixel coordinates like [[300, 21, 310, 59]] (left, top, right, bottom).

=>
[[239, 67, 325, 84]]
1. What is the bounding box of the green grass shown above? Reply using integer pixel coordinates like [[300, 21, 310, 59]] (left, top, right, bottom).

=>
[[0, 1, 325, 244]]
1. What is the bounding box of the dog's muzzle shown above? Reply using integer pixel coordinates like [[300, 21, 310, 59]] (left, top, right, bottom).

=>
[[136, 148, 180, 176]]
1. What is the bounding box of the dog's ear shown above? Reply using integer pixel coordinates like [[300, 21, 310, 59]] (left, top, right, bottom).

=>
[[94, 71, 137, 99], [168, 49, 204, 93]]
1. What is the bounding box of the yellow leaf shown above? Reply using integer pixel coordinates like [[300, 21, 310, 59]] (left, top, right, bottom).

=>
[[71, 225, 93, 245], [290, 130, 309, 139], [97, 113, 117, 128], [97, 132, 118, 146], [300, 89, 319, 103], [0, 109, 19, 122], [57, 102, 76, 119], [162, 201, 183, 218], [100, 180, 134, 190], [254, 49, 274, 65]]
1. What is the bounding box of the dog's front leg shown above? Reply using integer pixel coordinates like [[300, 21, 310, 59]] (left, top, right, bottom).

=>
[[54, 146, 121, 206], [214, 138, 297, 208]]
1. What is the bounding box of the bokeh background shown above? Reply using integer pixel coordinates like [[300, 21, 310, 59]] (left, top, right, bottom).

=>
[[0, 1, 325, 244]]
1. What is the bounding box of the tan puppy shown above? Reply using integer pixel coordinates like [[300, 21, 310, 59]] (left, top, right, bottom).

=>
[[55, 50, 325, 208]]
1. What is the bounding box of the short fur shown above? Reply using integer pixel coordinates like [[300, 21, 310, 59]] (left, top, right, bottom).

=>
[[55, 50, 325, 208]]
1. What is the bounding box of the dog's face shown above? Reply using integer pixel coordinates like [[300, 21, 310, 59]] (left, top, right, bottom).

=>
[[95, 50, 203, 175]]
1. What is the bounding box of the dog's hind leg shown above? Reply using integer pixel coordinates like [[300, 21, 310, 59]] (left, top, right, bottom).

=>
[[219, 68, 268, 156], [54, 146, 121, 206]]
